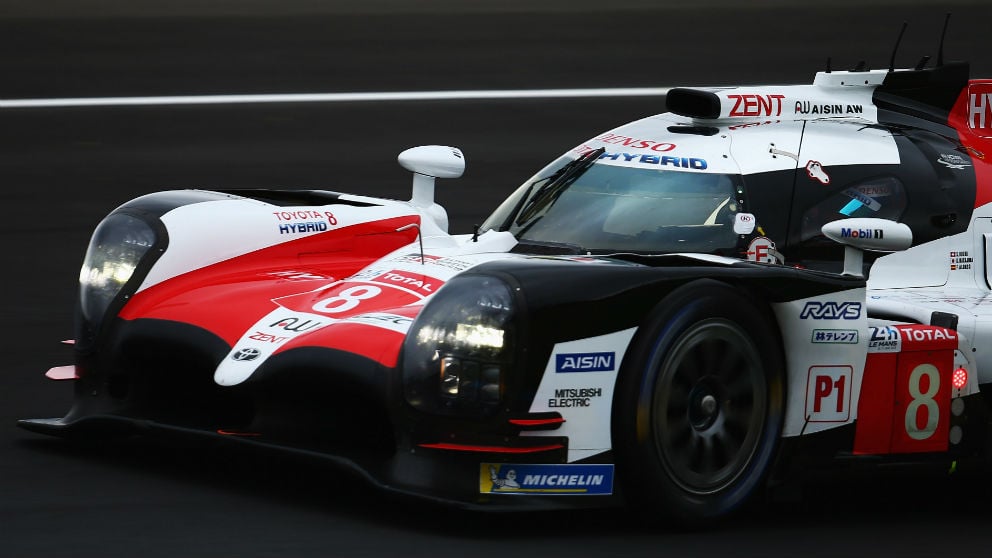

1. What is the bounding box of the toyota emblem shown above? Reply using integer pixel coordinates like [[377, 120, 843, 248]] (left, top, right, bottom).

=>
[[231, 347, 261, 361]]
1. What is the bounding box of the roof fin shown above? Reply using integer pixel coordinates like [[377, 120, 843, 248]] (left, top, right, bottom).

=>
[[937, 12, 951, 66], [888, 21, 908, 72]]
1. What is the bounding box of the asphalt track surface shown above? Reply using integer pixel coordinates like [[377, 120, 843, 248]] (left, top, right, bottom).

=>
[[3, 3, 992, 556]]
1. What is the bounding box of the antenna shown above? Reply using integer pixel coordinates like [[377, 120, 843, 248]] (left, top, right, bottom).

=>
[[889, 21, 908, 72], [937, 12, 951, 66], [826, 57, 832, 73]]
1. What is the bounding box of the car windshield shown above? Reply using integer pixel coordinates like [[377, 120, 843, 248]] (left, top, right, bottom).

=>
[[482, 155, 743, 255]]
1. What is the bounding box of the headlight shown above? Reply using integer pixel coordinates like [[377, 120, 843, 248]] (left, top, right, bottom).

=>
[[403, 274, 517, 415], [79, 212, 157, 323]]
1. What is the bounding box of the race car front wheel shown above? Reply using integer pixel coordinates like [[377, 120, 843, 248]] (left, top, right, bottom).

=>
[[613, 279, 784, 524]]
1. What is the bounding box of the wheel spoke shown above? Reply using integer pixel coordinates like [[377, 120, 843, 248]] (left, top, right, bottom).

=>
[[715, 348, 746, 383], [719, 420, 745, 457], [710, 432, 730, 471], [663, 415, 693, 451], [676, 345, 706, 384]]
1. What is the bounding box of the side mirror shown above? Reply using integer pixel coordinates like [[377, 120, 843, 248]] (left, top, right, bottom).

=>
[[398, 145, 465, 179], [822, 218, 912, 276], [397, 145, 465, 233]]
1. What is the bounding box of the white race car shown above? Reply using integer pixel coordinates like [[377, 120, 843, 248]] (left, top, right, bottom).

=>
[[21, 43, 992, 524]]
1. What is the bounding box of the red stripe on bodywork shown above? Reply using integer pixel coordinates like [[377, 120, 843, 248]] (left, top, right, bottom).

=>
[[283, 321, 406, 367], [273, 305, 424, 367], [948, 80, 992, 208], [119, 216, 419, 345], [854, 324, 955, 455]]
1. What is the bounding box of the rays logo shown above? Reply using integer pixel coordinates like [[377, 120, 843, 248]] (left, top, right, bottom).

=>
[[800, 301, 862, 320], [231, 347, 261, 361]]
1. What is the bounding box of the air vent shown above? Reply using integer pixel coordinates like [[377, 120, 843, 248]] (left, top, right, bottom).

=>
[[667, 125, 720, 136], [666, 88, 721, 119]]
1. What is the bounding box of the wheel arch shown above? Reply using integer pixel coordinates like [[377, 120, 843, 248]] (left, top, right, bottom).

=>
[[610, 276, 790, 522]]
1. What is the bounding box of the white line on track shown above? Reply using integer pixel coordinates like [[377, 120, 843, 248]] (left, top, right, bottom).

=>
[[0, 87, 671, 109]]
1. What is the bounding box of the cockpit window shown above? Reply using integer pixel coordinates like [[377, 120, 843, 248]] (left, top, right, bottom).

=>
[[800, 175, 908, 242], [482, 155, 743, 255]]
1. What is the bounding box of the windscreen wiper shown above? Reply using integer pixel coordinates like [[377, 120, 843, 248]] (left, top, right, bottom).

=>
[[512, 147, 606, 227]]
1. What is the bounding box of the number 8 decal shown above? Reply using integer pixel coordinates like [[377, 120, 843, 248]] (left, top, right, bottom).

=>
[[905, 363, 940, 441], [312, 285, 382, 313]]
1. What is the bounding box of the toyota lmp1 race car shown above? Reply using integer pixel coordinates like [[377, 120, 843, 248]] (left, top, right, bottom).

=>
[[19, 45, 992, 523]]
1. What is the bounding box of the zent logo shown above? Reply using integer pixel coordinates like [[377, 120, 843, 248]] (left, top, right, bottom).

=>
[[727, 93, 785, 117], [800, 301, 862, 320], [555, 352, 615, 373]]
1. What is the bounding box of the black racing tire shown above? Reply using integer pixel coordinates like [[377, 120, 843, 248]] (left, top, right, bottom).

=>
[[613, 279, 785, 524]]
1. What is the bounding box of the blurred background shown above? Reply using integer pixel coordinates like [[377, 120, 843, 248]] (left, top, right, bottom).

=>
[[2, 2, 991, 556]]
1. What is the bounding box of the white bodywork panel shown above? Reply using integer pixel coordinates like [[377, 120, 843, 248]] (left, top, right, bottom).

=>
[[523, 328, 638, 463], [869, 205, 992, 388]]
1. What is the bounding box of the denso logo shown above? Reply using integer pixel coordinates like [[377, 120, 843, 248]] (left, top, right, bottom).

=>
[[593, 133, 677, 152], [555, 352, 615, 373], [800, 301, 862, 320], [840, 227, 883, 239]]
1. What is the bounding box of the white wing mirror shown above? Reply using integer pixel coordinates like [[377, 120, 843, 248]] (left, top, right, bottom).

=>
[[397, 145, 465, 233], [822, 218, 912, 276], [398, 145, 465, 179]]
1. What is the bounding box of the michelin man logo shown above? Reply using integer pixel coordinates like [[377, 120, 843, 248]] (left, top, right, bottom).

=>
[[489, 466, 520, 490]]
